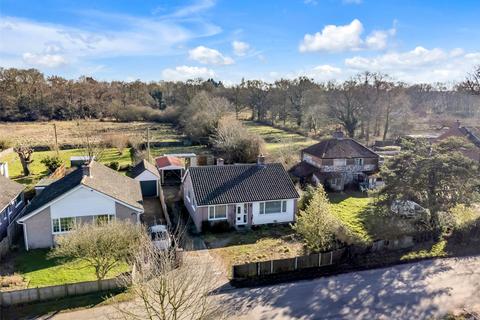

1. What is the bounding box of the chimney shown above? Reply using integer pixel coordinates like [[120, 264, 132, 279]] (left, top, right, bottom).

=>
[[257, 154, 266, 166], [332, 128, 345, 140], [216, 158, 224, 166], [0, 162, 8, 178], [456, 119, 461, 128], [82, 162, 92, 177]]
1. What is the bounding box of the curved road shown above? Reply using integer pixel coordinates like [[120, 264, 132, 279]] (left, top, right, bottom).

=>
[[50, 255, 480, 320]]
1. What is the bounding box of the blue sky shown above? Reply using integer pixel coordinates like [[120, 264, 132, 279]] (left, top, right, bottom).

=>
[[1, 0, 479, 83]]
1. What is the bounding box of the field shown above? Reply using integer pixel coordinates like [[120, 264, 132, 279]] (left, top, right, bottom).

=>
[[1, 249, 129, 290], [0, 120, 183, 147]]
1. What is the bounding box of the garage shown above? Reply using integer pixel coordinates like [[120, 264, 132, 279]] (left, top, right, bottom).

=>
[[131, 159, 160, 197]]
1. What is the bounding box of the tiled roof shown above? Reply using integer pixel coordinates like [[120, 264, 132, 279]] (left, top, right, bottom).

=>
[[188, 163, 299, 206], [302, 138, 379, 159], [131, 159, 160, 178], [24, 161, 143, 216], [0, 175, 25, 212], [435, 125, 480, 162], [155, 156, 184, 169]]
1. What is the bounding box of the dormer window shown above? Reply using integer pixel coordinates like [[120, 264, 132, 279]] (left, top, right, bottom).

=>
[[354, 158, 364, 166], [333, 159, 346, 166]]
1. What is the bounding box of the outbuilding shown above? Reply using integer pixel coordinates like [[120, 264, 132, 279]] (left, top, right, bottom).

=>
[[131, 159, 161, 197]]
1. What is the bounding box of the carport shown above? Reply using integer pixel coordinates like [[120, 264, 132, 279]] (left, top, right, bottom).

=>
[[155, 156, 185, 185]]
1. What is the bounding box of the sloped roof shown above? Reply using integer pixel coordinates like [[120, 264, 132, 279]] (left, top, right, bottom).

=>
[[131, 159, 160, 178], [155, 156, 184, 169], [188, 163, 299, 206], [0, 175, 25, 212], [435, 125, 480, 162], [24, 161, 143, 216], [302, 138, 379, 159]]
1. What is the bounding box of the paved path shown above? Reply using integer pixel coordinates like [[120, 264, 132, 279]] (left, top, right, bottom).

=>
[[48, 255, 480, 320]]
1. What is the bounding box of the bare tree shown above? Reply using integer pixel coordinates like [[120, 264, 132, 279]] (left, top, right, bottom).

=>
[[13, 141, 34, 176], [74, 121, 108, 161], [459, 65, 480, 95], [115, 236, 230, 320]]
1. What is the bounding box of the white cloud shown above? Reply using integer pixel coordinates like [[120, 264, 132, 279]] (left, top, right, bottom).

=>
[[232, 41, 250, 56], [162, 65, 215, 81], [299, 19, 396, 53], [188, 46, 234, 65], [300, 19, 363, 52], [344, 47, 480, 82], [168, 0, 216, 18], [22, 52, 67, 68], [304, 65, 342, 81]]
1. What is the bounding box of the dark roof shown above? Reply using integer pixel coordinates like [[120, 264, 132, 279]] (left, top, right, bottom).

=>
[[188, 163, 299, 206], [302, 138, 379, 159], [131, 159, 160, 178], [24, 161, 143, 216], [0, 175, 25, 212], [435, 125, 480, 162]]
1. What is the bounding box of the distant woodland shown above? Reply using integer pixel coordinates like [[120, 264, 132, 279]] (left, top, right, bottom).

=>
[[1, 66, 479, 142]]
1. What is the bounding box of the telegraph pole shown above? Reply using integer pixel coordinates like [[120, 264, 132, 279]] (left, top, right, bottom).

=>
[[53, 123, 59, 156], [147, 127, 151, 162]]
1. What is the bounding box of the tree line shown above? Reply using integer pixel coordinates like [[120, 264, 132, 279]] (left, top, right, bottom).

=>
[[1, 66, 479, 141]]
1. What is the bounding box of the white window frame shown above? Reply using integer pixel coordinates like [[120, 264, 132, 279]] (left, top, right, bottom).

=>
[[94, 214, 115, 225], [259, 200, 287, 215], [333, 159, 347, 166], [186, 189, 192, 203], [208, 205, 228, 221], [52, 217, 76, 234], [354, 158, 364, 166]]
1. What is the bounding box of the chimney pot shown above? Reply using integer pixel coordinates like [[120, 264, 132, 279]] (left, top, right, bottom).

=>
[[257, 154, 266, 166], [216, 158, 224, 166]]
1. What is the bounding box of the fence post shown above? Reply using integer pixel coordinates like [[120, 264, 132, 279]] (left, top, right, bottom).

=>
[[318, 252, 322, 266], [294, 257, 298, 270], [270, 260, 273, 274], [257, 262, 260, 276], [330, 251, 333, 265]]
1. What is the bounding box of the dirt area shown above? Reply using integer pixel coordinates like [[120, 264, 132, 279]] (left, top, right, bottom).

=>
[[141, 197, 165, 227]]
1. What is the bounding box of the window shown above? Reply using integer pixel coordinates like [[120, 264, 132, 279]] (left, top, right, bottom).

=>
[[95, 214, 114, 225], [334, 159, 346, 166], [354, 158, 364, 166], [52, 217, 75, 233], [259, 200, 287, 214], [208, 205, 227, 220]]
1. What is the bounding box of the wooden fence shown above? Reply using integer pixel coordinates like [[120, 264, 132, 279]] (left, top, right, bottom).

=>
[[0, 277, 126, 306], [233, 248, 346, 279]]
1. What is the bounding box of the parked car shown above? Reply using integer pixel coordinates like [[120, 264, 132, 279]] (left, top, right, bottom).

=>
[[149, 224, 171, 250]]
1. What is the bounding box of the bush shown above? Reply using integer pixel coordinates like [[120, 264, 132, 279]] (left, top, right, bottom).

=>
[[202, 220, 231, 233], [0, 139, 11, 150], [104, 134, 129, 155], [40, 155, 63, 173], [108, 161, 120, 171], [1, 274, 23, 288]]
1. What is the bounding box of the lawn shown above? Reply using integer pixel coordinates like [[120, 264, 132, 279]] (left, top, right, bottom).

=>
[[0, 148, 132, 187], [243, 121, 317, 159], [203, 225, 305, 275], [12, 249, 129, 288], [328, 192, 374, 243]]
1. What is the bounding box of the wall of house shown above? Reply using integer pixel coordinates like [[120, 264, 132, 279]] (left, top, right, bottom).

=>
[[251, 199, 296, 225], [134, 171, 159, 182], [24, 207, 54, 249], [50, 186, 116, 219], [115, 202, 139, 223]]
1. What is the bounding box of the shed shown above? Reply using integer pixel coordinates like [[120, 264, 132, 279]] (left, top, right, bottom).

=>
[[155, 156, 184, 185], [131, 159, 160, 197]]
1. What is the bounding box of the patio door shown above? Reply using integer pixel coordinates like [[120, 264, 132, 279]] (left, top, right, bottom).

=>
[[236, 203, 248, 225]]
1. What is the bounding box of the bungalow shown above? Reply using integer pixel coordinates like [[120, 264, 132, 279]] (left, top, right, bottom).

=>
[[291, 130, 381, 191], [18, 161, 144, 250], [0, 175, 25, 240], [182, 156, 300, 232], [434, 120, 480, 162]]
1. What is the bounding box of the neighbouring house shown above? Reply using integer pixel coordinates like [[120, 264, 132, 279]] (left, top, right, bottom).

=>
[[182, 155, 300, 232], [291, 130, 381, 191], [155, 155, 185, 185], [131, 159, 161, 197], [0, 175, 26, 240], [434, 120, 480, 162], [17, 161, 144, 250]]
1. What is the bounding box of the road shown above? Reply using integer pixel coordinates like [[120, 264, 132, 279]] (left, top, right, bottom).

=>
[[49, 255, 480, 320]]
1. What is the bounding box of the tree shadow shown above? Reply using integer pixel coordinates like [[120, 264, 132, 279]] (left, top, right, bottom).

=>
[[227, 258, 478, 320]]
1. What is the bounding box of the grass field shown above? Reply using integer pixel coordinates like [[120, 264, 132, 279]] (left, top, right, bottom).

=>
[[6, 249, 129, 289], [0, 120, 182, 147], [243, 121, 317, 159]]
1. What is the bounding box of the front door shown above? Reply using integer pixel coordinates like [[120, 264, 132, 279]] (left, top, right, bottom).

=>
[[236, 203, 248, 225]]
